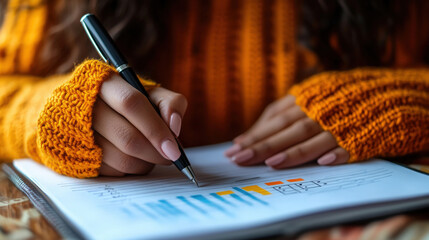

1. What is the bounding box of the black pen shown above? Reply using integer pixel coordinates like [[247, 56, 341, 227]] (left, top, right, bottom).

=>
[[80, 13, 199, 187]]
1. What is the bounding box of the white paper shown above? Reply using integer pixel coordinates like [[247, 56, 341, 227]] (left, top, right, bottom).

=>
[[14, 143, 429, 239]]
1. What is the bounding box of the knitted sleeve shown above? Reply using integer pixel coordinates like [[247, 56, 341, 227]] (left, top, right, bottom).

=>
[[0, 59, 158, 178], [289, 68, 429, 162]]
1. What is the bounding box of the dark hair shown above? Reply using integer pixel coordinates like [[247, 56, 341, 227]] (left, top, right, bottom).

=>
[[34, 0, 162, 75], [299, 0, 410, 70]]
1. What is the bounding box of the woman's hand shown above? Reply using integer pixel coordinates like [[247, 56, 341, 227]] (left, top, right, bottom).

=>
[[93, 75, 187, 176], [225, 95, 349, 168]]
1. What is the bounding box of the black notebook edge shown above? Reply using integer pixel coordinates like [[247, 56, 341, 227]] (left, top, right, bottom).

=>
[[3, 161, 429, 240], [3, 163, 83, 240]]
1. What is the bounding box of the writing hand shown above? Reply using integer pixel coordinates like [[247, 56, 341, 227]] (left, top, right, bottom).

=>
[[225, 95, 349, 168], [93, 75, 187, 176]]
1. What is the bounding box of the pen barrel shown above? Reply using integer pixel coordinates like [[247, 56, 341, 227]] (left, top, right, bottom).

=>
[[119, 68, 161, 115], [81, 14, 195, 180], [179, 142, 190, 165], [81, 14, 127, 67], [172, 142, 191, 171]]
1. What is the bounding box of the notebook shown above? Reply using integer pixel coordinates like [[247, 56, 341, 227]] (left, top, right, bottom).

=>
[[4, 143, 429, 239]]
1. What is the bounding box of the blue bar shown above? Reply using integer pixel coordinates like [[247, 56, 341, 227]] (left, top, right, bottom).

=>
[[121, 207, 133, 217], [233, 187, 269, 205], [191, 195, 231, 216], [159, 200, 186, 216], [146, 203, 171, 216], [210, 193, 236, 207], [132, 203, 157, 220], [177, 196, 208, 215], [146, 200, 185, 217], [230, 194, 252, 206]]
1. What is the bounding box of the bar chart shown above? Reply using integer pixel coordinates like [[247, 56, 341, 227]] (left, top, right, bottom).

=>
[[115, 166, 392, 222]]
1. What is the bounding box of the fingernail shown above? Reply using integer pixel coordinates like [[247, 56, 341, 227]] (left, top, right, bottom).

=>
[[170, 112, 182, 137], [225, 144, 242, 157], [265, 154, 285, 166], [161, 139, 181, 161], [318, 153, 336, 165], [232, 149, 254, 164]]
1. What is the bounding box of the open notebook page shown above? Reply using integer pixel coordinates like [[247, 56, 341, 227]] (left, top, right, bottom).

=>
[[13, 143, 429, 239]]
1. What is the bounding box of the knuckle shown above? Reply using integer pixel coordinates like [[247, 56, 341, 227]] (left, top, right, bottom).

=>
[[242, 135, 257, 147], [169, 93, 188, 112], [122, 135, 140, 155], [139, 164, 155, 175], [118, 90, 141, 112], [264, 103, 276, 115], [293, 146, 307, 159], [118, 156, 154, 174], [339, 148, 350, 162], [117, 155, 137, 172], [144, 127, 163, 142], [257, 141, 274, 155], [114, 126, 141, 155], [291, 105, 305, 116], [277, 114, 291, 128], [320, 131, 331, 138], [298, 118, 317, 135], [172, 93, 187, 105], [322, 131, 337, 143]]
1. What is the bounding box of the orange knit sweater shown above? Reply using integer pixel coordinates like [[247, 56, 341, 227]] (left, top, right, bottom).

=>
[[0, 0, 428, 177]]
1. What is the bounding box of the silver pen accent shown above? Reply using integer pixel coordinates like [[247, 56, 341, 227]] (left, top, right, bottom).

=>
[[181, 167, 199, 187], [116, 63, 130, 72]]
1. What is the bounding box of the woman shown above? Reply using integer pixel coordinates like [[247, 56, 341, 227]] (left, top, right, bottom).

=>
[[0, 0, 428, 177]]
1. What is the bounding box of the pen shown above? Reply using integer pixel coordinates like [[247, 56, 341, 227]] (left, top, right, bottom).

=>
[[80, 13, 199, 187]]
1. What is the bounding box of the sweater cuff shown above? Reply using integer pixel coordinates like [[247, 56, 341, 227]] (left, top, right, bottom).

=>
[[36, 59, 158, 178], [289, 68, 429, 162]]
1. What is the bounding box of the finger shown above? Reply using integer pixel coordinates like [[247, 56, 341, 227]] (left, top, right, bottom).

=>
[[95, 133, 155, 175], [233, 95, 297, 143], [93, 98, 171, 165], [231, 105, 306, 150], [232, 118, 323, 165], [99, 75, 181, 161], [256, 95, 297, 123], [226, 105, 306, 157], [265, 131, 338, 169], [317, 147, 350, 166], [98, 163, 125, 177], [149, 87, 188, 137]]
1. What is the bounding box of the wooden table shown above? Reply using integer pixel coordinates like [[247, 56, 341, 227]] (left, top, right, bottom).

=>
[[0, 170, 60, 239]]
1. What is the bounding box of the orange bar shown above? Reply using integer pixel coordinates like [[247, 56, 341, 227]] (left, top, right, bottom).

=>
[[287, 178, 304, 182], [216, 190, 234, 195], [265, 181, 284, 186], [242, 185, 271, 195]]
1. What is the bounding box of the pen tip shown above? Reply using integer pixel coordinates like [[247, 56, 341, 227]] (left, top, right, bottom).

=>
[[181, 166, 200, 187], [192, 179, 200, 188]]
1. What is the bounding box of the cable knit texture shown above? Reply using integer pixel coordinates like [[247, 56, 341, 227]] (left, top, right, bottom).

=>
[[36, 60, 158, 178], [289, 68, 429, 162], [36, 60, 113, 178]]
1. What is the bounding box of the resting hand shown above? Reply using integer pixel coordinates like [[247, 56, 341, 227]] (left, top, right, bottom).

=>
[[225, 95, 349, 168], [93, 75, 187, 176]]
